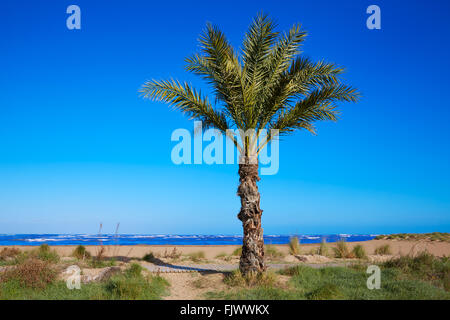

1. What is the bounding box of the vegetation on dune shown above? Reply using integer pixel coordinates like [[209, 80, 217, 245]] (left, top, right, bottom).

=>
[[265, 245, 285, 260], [8, 244, 60, 266], [318, 239, 329, 257], [215, 252, 233, 262], [88, 257, 116, 268], [72, 245, 91, 260], [375, 232, 450, 242], [140, 13, 359, 275], [185, 251, 206, 263], [162, 247, 181, 259], [352, 245, 367, 259], [105, 264, 168, 300], [232, 247, 243, 256], [0, 260, 169, 300], [383, 252, 450, 291], [289, 237, 301, 255], [143, 252, 155, 262], [208, 259, 450, 300], [0, 258, 56, 289], [374, 244, 392, 255], [332, 240, 354, 259], [224, 270, 277, 288], [0, 248, 20, 262]]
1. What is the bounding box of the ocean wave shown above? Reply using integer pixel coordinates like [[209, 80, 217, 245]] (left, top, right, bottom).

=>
[[0, 234, 376, 246]]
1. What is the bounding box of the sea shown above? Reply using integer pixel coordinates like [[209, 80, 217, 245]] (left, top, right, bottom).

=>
[[0, 234, 377, 246]]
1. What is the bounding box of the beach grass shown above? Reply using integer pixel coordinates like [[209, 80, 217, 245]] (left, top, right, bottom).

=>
[[265, 245, 285, 259], [318, 239, 329, 257], [289, 237, 301, 255], [207, 258, 450, 300], [0, 261, 169, 300], [352, 245, 367, 259], [185, 251, 206, 263], [232, 247, 242, 256], [332, 240, 354, 259], [72, 245, 90, 260], [374, 244, 392, 255]]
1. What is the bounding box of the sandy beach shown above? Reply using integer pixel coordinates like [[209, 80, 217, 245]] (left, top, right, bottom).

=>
[[2, 239, 449, 259], [1, 238, 449, 300]]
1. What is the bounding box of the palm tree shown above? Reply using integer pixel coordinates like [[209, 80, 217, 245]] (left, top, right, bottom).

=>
[[140, 14, 359, 275]]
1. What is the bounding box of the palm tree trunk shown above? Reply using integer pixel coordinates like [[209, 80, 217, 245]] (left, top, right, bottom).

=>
[[237, 157, 266, 274]]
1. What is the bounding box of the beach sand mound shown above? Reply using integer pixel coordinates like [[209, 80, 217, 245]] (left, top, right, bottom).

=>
[[291, 254, 333, 263]]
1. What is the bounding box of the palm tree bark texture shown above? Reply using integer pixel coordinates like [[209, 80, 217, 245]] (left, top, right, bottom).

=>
[[237, 157, 266, 273]]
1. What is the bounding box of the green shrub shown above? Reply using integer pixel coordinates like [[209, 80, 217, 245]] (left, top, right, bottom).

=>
[[105, 274, 168, 300], [88, 257, 116, 268], [383, 251, 449, 290], [352, 245, 367, 259], [72, 245, 90, 260], [125, 263, 143, 277], [143, 252, 155, 262], [289, 237, 301, 255], [36, 244, 60, 263], [105, 263, 168, 300], [374, 244, 392, 255]]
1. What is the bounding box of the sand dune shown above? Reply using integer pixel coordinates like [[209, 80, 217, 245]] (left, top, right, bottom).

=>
[[1, 239, 449, 259]]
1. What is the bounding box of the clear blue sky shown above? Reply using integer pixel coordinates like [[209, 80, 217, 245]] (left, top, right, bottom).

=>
[[1, 0, 449, 235]]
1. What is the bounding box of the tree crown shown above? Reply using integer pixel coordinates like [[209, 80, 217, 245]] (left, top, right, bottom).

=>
[[140, 14, 360, 156]]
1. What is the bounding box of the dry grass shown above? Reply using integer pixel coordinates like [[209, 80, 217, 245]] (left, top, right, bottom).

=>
[[232, 247, 242, 256], [191, 277, 209, 289], [352, 245, 367, 259], [224, 270, 277, 288], [375, 244, 392, 255], [265, 245, 285, 259], [0, 258, 57, 289], [185, 251, 206, 262], [0, 248, 20, 261], [318, 239, 329, 256], [288, 237, 301, 255], [375, 232, 450, 242], [332, 240, 355, 258], [162, 248, 181, 259]]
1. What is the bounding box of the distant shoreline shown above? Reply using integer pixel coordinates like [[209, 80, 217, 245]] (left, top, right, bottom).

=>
[[0, 234, 376, 246]]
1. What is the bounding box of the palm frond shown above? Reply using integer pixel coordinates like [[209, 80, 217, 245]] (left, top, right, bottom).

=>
[[185, 24, 245, 129], [269, 84, 359, 135], [139, 79, 229, 132]]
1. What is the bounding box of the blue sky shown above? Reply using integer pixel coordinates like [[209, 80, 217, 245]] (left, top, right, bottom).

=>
[[1, 0, 449, 235]]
